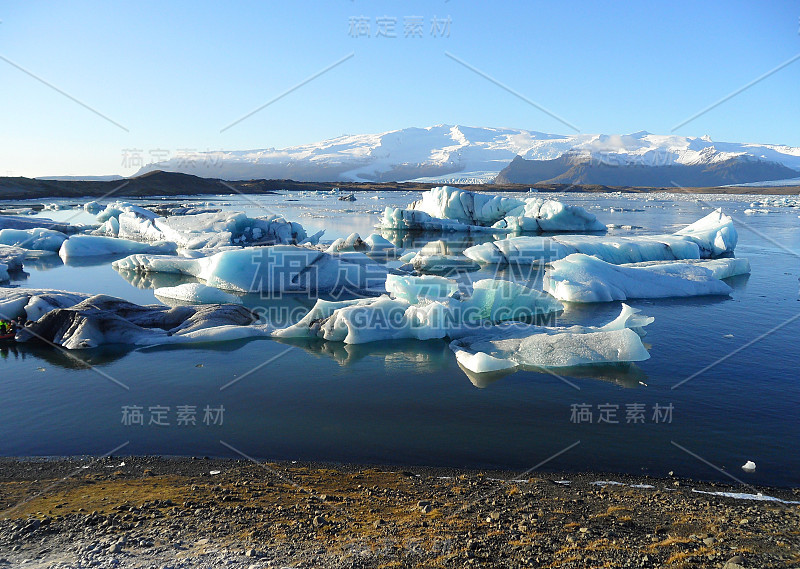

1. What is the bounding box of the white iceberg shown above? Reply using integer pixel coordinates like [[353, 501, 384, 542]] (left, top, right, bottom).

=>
[[378, 186, 605, 233], [450, 304, 653, 374], [543, 254, 745, 302], [84, 201, 104, 215], [59, 235, 178, 259], [464, 209, 737, 265], [0, 288, 92, 321], [385, 274, 459, 304], [325, 232, 368, 253], [154, 283, 243, 305], [0, 228, 68, 252], [741, 460, 756, 473], [0, 245, 29, 271], [96, 200, 310, 249], [620, 257, 751, 280], [407, 240, 480, 274], [274, 279, 563, 344], [113, 245, 389, 295]]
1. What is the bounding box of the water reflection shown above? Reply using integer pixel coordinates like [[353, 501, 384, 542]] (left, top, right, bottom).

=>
[[6, 342, 133, 369], [458, 361, 648, 389], [115, 268, 194, 290], [275, 336, 453, 372], [63, 253, 134, 268]]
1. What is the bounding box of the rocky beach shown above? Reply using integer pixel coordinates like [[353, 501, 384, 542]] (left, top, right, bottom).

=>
[[0, 457, 797, 568]]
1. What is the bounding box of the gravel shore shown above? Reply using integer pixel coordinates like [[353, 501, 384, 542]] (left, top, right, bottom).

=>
[[0, 456, 797, 568]]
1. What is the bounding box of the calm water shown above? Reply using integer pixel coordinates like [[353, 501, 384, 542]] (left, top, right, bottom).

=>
[[1, 191, 798, 487]]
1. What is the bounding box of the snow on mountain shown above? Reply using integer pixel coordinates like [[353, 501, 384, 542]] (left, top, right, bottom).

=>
[[134, 125, 800, 183]]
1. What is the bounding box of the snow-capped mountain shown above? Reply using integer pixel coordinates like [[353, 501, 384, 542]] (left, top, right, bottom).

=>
[[135, 125, 800, 185]]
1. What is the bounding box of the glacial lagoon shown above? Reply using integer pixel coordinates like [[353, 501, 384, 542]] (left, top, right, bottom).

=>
[[0, 190, 798, 487]]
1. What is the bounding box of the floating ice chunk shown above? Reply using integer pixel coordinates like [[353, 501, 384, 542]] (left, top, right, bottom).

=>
[[450, 304, 652, 375], [464, 210, 736, 265], [380, 186, 606, 233], [691, 489, 800, 504], [409, 240, 480, 274], [674, 208, 738, 257], [741, 460, 756, 473], [59, 235, 178, 259], [96, 201, 158, 223], [463, 279, 563, 321], [16, 294, 265, 349], [378, 206, 498, 233], [620, 257, 751, 280], [154, 283, 243, 305], [0, 228, 68, 251], [0, 245, 28, 271], [543, 253, 734, 302], [146, 211, 308, 249], [275, 279, 562, 344], [386, 274, 458, 303], [0, 215, 77, 233], [84, 201, 104, 215], [364, 233, 400, 257], [114, 245, 389, 294], [97, 201, 308, 248], [0, 287, 92, 321], [325, 232, 367, 253]]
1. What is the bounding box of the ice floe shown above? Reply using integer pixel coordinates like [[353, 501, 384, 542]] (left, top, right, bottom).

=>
[[273, 278, 562, 344], [95, 200, 311, 249], [449, 304, 653, 374], [691, 489, 800, 505], [407, 240, 481, 274], [542, 254, 746, 302], [378, 186, 605, 233], [741, 460, 757, 473], [463, 209, 737, 265], [59, 235, 178, 259], [154, 283, 243, 305], [0, 245, 28, 271], [0, 288, 92, 321], [113, 246, 389, 295], [385, 274, 459, 304], [16, 294, 266, 349], [0, 228, 68, 252]]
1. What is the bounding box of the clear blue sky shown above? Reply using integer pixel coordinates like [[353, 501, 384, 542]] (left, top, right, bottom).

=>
[[1, 0, 799, 177]]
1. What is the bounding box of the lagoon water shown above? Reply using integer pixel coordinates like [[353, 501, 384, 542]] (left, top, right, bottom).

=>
[[1, 190, 798, 487]]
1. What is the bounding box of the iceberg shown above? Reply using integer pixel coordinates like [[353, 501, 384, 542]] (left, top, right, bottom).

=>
[[619, 257, 751, 280], [59, 235, 178, 259], [464, 209, 737, 266], [450, 304, 653, 374], [154, 283, 243, 305], [274, 279, 563, 344], [0, 288, 92, 321], [96, 201, 309, 249], [324, 232, 368, 253], [326, 232, 401, 257], [0, 245, 27, 272], [16, 294, 266, 349], [377, 186, 605, 233], [407, 240, 480, 274], [113, 245, 389, 295], [84, 201, 104, 215], [543, 254, 744, 302], [385, 274, 459, 304], [0, 228, 68, 252]]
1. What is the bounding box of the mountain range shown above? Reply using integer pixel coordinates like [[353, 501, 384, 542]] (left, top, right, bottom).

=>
[[133, 125, 800, 187]]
